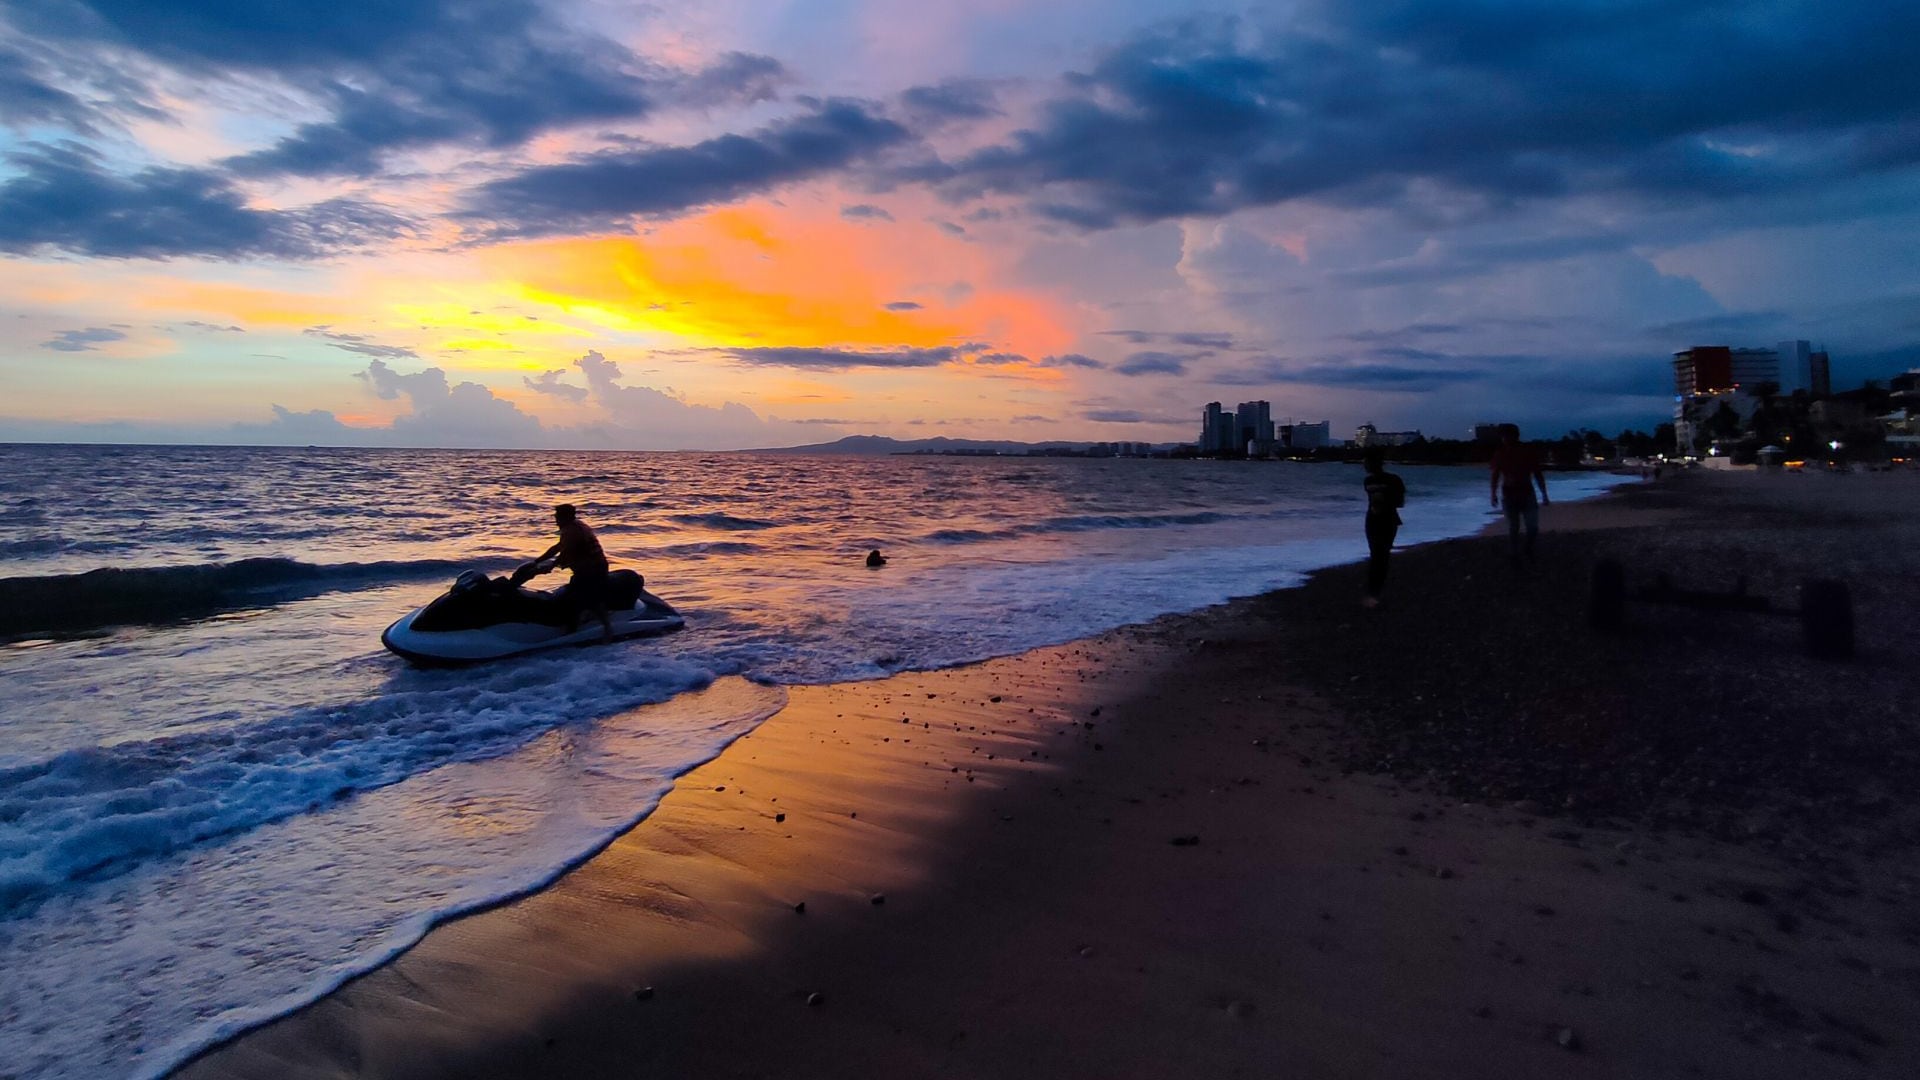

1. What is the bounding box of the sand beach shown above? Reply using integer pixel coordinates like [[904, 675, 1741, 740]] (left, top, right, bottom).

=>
[[178, 468, 1920, 1080]]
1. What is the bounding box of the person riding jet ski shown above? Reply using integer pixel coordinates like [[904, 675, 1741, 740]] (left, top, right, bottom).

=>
[[380, 504, 681, 664], [536, 502, 613, 643]]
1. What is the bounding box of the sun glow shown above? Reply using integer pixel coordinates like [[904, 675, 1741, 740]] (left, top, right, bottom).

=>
[[482, 204, 1074, 358]]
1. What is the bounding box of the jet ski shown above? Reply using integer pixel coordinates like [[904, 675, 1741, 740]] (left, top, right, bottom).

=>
[[381, 560, 684, 665]]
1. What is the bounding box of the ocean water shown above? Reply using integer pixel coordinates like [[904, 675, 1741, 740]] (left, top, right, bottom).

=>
[[0, 444, 1630, 1078]]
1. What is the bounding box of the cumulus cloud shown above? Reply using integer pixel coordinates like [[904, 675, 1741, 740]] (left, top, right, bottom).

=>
[[40, 326, 126, 351], [464, 100, 911, 237], [342, 358, 544, 446], [567, 350, 836, 447], [522, 368, 588, 403], [0, 143, 410, 259]]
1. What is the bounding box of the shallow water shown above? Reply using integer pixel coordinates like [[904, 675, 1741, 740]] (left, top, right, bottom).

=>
[[0, 444, 1629, 1078]]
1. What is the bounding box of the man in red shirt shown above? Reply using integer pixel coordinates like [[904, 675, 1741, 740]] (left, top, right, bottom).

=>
[[1489, 424, 1549, 565], [537, 503, 613, 641]]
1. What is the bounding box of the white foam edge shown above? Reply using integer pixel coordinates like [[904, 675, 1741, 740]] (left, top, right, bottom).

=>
[[134, 678, 788, 1080]]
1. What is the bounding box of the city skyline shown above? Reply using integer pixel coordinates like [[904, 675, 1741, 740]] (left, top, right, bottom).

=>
[[4, 2, 1920, 449]]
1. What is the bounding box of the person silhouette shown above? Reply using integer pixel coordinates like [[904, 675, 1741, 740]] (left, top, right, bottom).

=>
[[1361, 448, 1405, 608], [1489, 424, 1549, 565], [536, 503, 613, 642], [865, 549, 888, 568]]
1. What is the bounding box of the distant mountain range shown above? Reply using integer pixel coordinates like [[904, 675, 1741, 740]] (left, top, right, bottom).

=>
[[757, 435, 1114, 455]]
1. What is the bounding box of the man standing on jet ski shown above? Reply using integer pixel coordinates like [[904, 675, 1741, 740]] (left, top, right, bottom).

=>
[[534, 503, 613, 643]]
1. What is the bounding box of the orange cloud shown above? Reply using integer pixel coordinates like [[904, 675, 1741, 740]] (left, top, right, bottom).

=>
[[133, 281, 352, 327], [481, 203, 1075, 360]]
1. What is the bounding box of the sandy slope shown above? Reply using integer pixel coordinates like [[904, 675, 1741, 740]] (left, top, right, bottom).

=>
[[178, 468, 1920, 1079]]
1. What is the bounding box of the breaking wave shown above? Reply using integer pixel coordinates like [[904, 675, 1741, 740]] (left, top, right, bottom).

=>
[[0, 557, 489, 639]]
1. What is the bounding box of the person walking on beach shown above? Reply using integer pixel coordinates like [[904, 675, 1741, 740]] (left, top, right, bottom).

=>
[[1361, 447, 1405, 609], [1489, 423, 1548, 565], [536, 503, 613, 642]]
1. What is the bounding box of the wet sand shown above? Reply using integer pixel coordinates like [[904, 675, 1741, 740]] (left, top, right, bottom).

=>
[[179, 468, 1920, 1079]]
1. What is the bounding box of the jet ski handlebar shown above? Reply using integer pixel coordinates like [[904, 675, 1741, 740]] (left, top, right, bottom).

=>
[[510, 558, 554, 587]]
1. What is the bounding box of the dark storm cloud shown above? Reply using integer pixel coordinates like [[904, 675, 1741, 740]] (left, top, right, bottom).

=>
[[40, 326, 125, 351], [1341, 323, 1471, 342], [1213, 353, 1489, 390], [12, 0, 787, 178], [464, 101, 910, 237], [1084, 409, 1186, 423], [670, 52, 788, 109], [1276, 363, 1489, 389], [1644, 310, 1793, 342], [715, 343, 984, 370], [0, 43, 95, 131], [900, 79, 1001, 122], [1101, 329, 1235, 349], [0, 143, 410, 259], [921, 3, 1920, 228], [1333, 233, 1636, 289], [1113, 351, 1196, 376]]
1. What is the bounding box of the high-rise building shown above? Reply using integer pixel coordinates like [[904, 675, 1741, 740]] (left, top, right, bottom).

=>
[[1807, 350, 1832, 398], [1776, 340, 1811, 394], [1772, 339, 1832, 397], [1235, 401, 1275, 446], [1199, 402, 1242, 454], [1201, 401, 1273, 454], [1671, 345, 1780, 452]]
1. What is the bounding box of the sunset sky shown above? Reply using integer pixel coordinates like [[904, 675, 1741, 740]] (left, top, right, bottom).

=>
[[3, 0, 1918, 448]]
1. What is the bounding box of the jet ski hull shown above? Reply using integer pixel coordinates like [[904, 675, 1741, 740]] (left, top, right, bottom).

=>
[[382, 589, 684, 665]]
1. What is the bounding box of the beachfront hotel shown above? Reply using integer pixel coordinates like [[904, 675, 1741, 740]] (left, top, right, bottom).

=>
[[1672, 345, 1783, 452]]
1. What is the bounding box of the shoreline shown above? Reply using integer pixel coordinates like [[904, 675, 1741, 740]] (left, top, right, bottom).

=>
[[178, 469, 1920, 1079]]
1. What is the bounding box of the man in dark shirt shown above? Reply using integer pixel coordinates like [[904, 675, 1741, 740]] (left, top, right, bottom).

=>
[[1489, 423, 1549, 565], [1361, 447, 1406, 609], [537, 503, 613, 641]]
